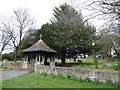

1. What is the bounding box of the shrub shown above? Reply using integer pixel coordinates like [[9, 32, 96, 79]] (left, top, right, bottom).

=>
[[113, 82, 119, 87], [85, 77, 92, 82], [94, 78, 100, 85], [106, 80, 114, 85], [57, 74, 65, 79], [49, 73, 56, 78], [41, 73, 47, 76], [66, 74, 78, 80], [66, 75, 71, 79], [78, 77, 85, 82], [2, 53, 14, 61]]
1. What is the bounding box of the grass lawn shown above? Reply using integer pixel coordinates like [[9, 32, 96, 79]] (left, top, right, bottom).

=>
[[8, 60, 23, 63], [0, 67, 13, 71], [73, 65, 119, 70], [2, 73, 118, 88], [71, 59, 120, 71]]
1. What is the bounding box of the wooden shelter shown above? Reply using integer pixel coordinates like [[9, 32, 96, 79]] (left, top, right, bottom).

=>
[[22, 38, 57, 65]]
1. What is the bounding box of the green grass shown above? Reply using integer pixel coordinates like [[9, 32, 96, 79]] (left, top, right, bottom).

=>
[[72, 59, 120, 71], [8, 60, 23, 63], [0, 67, 13, 71], [73, 65, 119, 70], [2, 73, 118, 88]]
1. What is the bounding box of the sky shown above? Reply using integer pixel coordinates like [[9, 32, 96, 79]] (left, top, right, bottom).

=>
[[0, 0, 104, 54], [0, 0, 104, 29], [0, 0, 70, 29]]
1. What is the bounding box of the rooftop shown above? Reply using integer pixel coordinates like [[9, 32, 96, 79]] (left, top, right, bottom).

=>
[[22, 39, 57, 53]]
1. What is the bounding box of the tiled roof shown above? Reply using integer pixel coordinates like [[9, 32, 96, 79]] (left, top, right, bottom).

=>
[[22, 40, 57, 53]]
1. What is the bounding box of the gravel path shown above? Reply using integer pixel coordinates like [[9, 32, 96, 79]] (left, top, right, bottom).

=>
[[0, 70, 29, 81]]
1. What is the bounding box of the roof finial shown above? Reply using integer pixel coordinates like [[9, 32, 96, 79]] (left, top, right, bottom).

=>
[[39, 34, 43, 40]]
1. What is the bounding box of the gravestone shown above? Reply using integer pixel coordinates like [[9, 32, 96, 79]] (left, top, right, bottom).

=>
[[105, 61, 114, 68], [50, 62, 55, 68], [23, 61, 28, 69]]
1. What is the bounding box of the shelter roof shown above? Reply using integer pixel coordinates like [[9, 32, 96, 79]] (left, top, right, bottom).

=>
[[22, 40, 57, 53]]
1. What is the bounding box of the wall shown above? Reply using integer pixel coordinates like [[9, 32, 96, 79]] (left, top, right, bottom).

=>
[[2, 62, 119, 83], [35, 65, 119, 83], [2, 62, 34, 70], [2, 62, 22, 69]]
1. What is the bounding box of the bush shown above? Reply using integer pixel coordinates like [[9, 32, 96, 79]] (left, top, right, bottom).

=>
[[112, 56, 118, 61], [2, 53, 14, 61], [49, 73, 56, 78], [37, 73, 119, 87], [106, 80, 114, 85], [66, 74, 78, 80], [57, 74, 65, 79], [85, 77, 92, 82], [94, 78, 100, 85], [78, 77, 85, 82], [106, 79, 119, 87], [66, 75, 71, 79]]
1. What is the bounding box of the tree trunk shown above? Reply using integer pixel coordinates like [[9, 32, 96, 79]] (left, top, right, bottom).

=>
[[14, 47, 19, 63], [84, 54, 86, 59], [74, 58, 76, 62], [61, 52, 66, 64], [93, 50, 99, 69]]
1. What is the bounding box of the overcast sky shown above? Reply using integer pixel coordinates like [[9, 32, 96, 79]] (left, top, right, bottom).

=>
[[0, 0, 104, 54], [0, 0, 104, 29], [0, 0, 71, 29]]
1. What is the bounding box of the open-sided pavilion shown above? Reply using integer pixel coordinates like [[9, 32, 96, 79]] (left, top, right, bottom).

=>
[[22, 37, 57, 65]]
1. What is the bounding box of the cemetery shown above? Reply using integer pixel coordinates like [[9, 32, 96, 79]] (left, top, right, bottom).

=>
[[1, 37, 119, 88], [0, 0, 119, 89]]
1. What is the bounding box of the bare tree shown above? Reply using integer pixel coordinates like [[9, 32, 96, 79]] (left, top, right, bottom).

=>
[[0, 30, 12, 54], [99, 23, 120, 60], [70, 0, 119, 28], [83, 0, 119, 26], [70, 0, 120, 60], [0, 8, 35, 62]]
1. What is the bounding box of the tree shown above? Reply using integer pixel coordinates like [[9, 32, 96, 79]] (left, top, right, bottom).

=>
[[71, 0, 119, 63], [66, 45, 92, 61], [50, 3, 85, 63], [0, 8, 34, 62], [83, 24, 102, 69], [99, 30, 113, 59], [81, 0, 119, 27], [100, 24, 120, 60], [0, 30, 12, 54], [83, 0, 120, 61]]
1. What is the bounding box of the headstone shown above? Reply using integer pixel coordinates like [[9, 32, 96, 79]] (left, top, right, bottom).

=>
[[23, 61, 28, 69], [106, 62, 113, 68], [3, 59, 7, 62], [50, 62, 55, 68]]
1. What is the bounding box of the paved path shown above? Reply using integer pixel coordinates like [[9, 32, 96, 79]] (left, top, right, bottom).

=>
[[0, 70, 29, 81]]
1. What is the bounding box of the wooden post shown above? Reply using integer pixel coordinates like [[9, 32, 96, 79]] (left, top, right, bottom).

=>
[[26, 54, 29, 62], [50, 55, 52, 62], [39, 54, 41, 62], [52, 54, 55, 62], [27, 54, 30, 62], [40, 53, 42, 62], [35, 54, 38, 63]]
